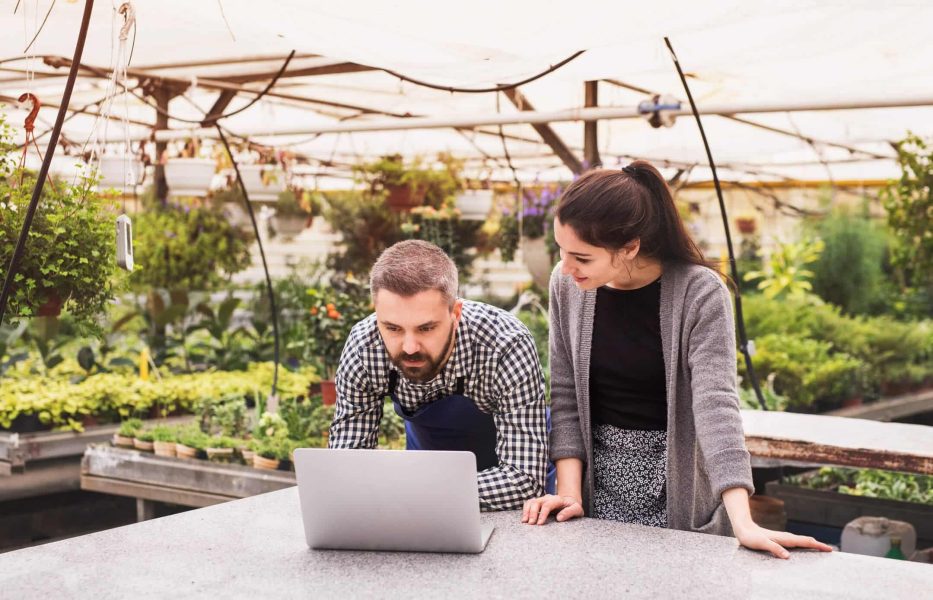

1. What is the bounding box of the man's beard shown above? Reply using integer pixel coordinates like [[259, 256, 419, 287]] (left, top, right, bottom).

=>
[[388, 323, 456, 383]]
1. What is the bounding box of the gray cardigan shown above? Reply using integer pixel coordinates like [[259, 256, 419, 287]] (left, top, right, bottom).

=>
[[548, 261, 754, 537]]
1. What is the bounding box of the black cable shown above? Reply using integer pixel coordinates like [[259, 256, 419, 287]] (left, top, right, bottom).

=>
[[215, 125, 279, 400], [663, 36, 768, 411], [379, 50, 585, 94], [1, 0, 95, 326]]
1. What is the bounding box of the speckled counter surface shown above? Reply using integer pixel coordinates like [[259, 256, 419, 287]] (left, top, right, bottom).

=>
[[0, 487, 929, 599]]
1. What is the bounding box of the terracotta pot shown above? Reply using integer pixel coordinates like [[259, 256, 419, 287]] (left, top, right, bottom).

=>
[[133, 438, 154, 452], [240, 448, 255, 463], [735, 217, 757, 235], [253, 454, 280, 470], [175, 443, 198, 459], [385, 184, 425, 212], [153, 441, 177, 457], [113, 433, 135, 448], [36, 292, 64, 317], [321, 380, 337, 406], [206, 447, 235, 462]]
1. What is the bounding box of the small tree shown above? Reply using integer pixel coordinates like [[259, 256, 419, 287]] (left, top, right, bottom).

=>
[[881, 133, 933, 316]]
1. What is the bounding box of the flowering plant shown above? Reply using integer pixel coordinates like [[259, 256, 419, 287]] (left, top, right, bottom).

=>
[[498, 184, 562, 262], [302, 284, 372, 379]]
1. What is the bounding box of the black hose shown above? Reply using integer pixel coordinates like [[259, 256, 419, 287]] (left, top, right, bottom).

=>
[[0, 0, 96, 326], [215, 126, 280, 399], [663, 37, 768, 411]]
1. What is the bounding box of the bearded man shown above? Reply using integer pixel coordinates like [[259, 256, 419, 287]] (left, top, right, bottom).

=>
[[328, 240, 551, 510]]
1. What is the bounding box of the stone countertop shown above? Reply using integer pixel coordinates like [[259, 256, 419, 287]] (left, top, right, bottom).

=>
[[0, 487, 930, 599]]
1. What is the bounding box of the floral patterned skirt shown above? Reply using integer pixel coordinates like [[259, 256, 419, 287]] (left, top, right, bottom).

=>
[[592, 423, 668, 527]]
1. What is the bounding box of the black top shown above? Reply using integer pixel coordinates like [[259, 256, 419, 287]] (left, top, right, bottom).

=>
[[589, 278, 667, 431]]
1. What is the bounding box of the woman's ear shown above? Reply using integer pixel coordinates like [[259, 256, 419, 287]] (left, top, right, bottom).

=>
[[619, 238, 641, 261]]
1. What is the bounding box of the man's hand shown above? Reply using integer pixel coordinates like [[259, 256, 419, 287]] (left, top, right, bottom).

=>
[[733, 521, 834, 559], [521, 494, 584, 525]]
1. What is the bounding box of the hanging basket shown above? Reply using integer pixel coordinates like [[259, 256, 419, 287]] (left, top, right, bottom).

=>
[[238, 165, 287, 202], [455, 189, 494, 221], [165, 158, 217, 197], [735, 217, 757, 235], [96, 155, 144, 191], [385, 184, 426, 212], [271, 214, 309, 240], [521, 237, 554, 290]]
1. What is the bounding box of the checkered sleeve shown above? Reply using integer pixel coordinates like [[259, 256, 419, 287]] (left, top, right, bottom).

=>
[[328, 329, 383, 449], [478, 332, 549, 510]]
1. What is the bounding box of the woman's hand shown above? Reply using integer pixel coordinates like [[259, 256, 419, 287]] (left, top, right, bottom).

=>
[[521, 494, 584, 525], [733, 522, 834, 559]]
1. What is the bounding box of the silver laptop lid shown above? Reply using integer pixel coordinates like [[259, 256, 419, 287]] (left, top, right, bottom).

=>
[[294, 448, 493, 553]]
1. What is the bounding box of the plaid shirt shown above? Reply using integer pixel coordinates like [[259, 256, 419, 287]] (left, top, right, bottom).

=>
[[328, 300, 548, 510]]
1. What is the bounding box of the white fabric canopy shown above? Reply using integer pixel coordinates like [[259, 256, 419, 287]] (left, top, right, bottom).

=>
[[2, 0, 932, 184]]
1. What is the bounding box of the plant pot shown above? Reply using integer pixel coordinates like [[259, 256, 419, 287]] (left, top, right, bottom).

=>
[[271, 214, 308, 240], [206, 447, 235, 463], [113, 433, 135, 448], [175, 443, 198, 459], [153, 440, 177, 457], [240, 448, 255, 464], [385, 184, 425, 212], [735, 217, 757, 235], [253, 454, 280, 470], [842, 395, 864, 409], [521, 237, 554, 290], [455, 189, 494, 221], [165, 158, 216, 197], [239, 165, 286, 202], [36, 292, 64, 317], [321, 380, 337, 406], [95, 155, 144, 191], [133, 438, 154, 452]]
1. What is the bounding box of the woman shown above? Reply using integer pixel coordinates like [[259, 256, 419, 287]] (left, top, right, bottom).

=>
[[521, 162, 832, 559]]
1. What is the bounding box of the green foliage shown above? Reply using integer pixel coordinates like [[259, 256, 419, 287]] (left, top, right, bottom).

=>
[[516, 306, 550, 401], [743, 294, 932, 399], [0, 362, 316, 432], [129, 201, 253, 291], [498, 185, 562, 262], [737, 374, 789, 411], [809, 207, 888, 315], [0, 114, 122, 326], [881, 133, 933, 306], [117, 417, 143, 437], [744, 239, 825, 299], [354, 153, 462, 209], [300, 283, 372, 379], [401, 205, 482, 280], [149, 424, 178, 443], [323, 190, 403, 276], [786, 467, 933, 505], [740, 333, 864, 410]]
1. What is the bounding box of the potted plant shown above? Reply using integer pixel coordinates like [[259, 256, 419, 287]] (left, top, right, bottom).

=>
[[163, 138, 217, 197], [205, 436, 238, 463], [0, 116, 122, 324], [133, 428, 155, 452], [455, 182, 494, 221], [113, 418, 142, 448], [94, 153, 144, 192], [150, 424, 178, 457], [238, 149, 288, 202], [175, 425, 208, 459], [271, 189, 312, 240], [735, 215, 757, 235], [498, 184, 563, 288], [303, 285, 372, 405]]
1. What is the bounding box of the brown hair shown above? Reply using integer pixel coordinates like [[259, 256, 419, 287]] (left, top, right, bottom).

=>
[[370, 240, 459, 307], [556, 161, 713, 269]]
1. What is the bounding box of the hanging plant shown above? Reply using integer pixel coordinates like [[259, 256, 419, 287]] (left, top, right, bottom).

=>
[[0, 113, 122, 326]]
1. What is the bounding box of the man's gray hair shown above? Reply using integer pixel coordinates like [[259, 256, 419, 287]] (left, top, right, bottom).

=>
[[370, 240, 459, 306]]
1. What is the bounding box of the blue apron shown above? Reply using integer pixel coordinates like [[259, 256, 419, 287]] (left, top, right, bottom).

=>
[[388, 370, 556, 493]]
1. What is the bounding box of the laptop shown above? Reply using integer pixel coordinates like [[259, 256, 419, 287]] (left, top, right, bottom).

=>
[[293, 448, 495, 553]]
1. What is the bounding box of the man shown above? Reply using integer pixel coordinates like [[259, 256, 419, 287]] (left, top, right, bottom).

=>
[[328, 240, 549, 510]]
